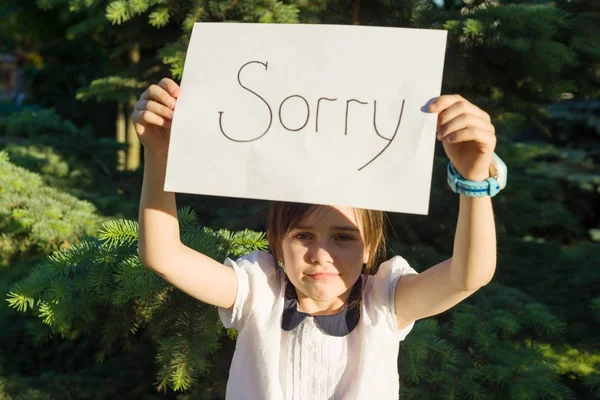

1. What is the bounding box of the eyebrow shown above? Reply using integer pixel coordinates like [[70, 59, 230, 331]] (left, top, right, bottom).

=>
[[293, 225, 361, 233]]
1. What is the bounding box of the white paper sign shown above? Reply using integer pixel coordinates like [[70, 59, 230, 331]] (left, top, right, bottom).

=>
[[165, 22, 447, 214]]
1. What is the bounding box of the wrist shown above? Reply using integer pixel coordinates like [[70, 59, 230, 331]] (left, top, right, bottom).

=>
[[452, 161, 494, 182], [447, 153, 507, 197], [460, 171, 490, 182], [144, 148, 169, 162]]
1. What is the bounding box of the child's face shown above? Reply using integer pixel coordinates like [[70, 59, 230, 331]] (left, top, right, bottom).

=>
[[281, 205, 370, 304]]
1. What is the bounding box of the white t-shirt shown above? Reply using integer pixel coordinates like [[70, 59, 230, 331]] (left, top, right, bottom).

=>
[[218, 250, 418, 400]]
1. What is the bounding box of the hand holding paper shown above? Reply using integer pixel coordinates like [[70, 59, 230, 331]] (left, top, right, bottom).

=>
[[430, 95, 497, 182], [132, 78, 181, 157]]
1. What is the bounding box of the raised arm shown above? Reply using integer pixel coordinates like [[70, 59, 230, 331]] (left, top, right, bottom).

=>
[[394, 95, 498, 329], [135, 78, 237, 309]]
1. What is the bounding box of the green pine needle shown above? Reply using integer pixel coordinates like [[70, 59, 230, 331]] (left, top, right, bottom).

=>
[[149, 7, 170, 28], [98, 219, 139, 250], [106, 0, 130, 24], [6, 291, 36, 312]]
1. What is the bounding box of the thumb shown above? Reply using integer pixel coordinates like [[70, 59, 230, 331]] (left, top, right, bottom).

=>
[[429, 94, 463, 113]]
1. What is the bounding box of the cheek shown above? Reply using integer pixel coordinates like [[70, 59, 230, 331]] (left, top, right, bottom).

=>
[[281, 240, 305, 264], [339, 244, 366, 261]]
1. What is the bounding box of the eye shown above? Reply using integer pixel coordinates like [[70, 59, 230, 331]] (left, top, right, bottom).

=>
[[293, 232, 312, 240], [336, 234, 355, 242]]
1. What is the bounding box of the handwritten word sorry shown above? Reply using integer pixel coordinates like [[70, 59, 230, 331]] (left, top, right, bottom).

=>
[[218, 61, 405, 171]]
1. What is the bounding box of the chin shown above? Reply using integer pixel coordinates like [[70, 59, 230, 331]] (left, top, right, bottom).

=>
[[304, 280, 347, 300], [309, 291, 343, 302]]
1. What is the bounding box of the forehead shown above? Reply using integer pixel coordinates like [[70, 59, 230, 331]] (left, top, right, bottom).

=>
[[297, 205, 362, 229]]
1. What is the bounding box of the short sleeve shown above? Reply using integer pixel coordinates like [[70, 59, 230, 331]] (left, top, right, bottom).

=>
[[366, 256, 418, 341], [217, 250, 281, 331]]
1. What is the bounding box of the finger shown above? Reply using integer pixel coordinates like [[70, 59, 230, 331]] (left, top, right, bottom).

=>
[[438, 113, 494, 140], [437, 100, 491, 129], [428, 94, 464, 113], [132, 109, 171, 129], [135, 100, 174, 120], [140, 84, 176, 109], [443, 127, 497, 149], [158, 77, 181, 98], [430, 95, 492, 123]]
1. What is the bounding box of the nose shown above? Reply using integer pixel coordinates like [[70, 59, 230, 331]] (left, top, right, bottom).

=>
[[309, 240, 334, 266]]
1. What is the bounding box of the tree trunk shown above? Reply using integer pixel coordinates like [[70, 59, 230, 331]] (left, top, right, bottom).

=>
[[352, 0, 361, 25], [126, 94, 140, 171], [116, 102, 127, 171], [126, 42, 141, 171]]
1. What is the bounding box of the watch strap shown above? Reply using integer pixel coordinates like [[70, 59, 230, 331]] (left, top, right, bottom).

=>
[[447, 161, 502, 197]]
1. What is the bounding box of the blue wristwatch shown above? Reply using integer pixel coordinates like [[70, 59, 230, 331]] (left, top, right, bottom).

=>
[[447, 153, 507, 197]]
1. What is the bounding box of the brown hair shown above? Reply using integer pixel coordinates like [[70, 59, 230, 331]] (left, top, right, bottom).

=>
[[266, 202, 386, 275]]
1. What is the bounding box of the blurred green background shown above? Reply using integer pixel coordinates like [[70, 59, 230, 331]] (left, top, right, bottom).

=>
[[0, 0, 598, 399]]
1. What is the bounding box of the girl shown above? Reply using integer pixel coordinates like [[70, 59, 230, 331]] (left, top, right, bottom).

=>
[[134, 77, 501, 399]]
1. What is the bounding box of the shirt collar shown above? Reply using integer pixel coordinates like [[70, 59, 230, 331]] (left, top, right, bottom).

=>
[[281, 278, 361, 337]]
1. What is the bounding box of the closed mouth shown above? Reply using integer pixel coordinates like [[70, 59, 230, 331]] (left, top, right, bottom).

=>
[[306, 273, 339, 280]]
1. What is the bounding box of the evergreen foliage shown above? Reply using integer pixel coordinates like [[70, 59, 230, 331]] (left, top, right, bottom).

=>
[[1, 108, 120, 171], [434, 0, 600, 124], [0, 338, 164, 400], [76, 76, 149, 103], [400, 284, 577, 399], [0, 151, 101, 267], [0, 153, 127, 399], [0, 108, 140, 218], [547, 99, 600, 145], [8, 206, 268, 394]]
